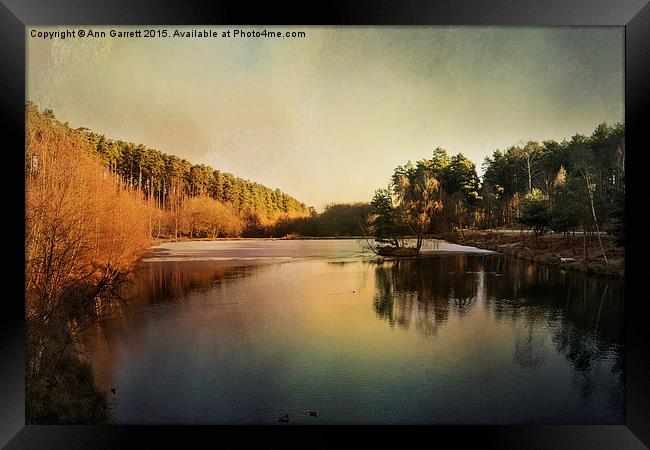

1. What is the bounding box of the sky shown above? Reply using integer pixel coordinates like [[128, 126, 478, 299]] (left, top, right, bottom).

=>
[[27, 26, 624, 210]]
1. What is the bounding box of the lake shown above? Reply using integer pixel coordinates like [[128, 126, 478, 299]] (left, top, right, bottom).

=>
[[83, 239, 624, 424]]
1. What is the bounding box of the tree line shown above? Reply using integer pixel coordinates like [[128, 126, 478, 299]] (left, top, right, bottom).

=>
[[270, 202, 371, 237], [363, 122, 624, 251], [481, 123, 624, 243], [27, 101, 311, 239], [24, 102, 312, 422]]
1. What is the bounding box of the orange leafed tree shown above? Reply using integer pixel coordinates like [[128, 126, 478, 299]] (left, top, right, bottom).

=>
[[25, 103, 151, 379]]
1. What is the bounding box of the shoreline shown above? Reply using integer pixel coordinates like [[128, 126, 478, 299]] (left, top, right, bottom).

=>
[[152, 235, 373, 243], [66, 231, 620, 423], [436, 230, 624, 278], [149, 234, 624, 278]]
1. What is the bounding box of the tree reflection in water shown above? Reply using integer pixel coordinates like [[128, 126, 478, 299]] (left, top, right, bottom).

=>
[[373, 256, 479, 335], [372, 254, 624, 403], [82, 262, 262, 395], [81, 245, 624, 424]]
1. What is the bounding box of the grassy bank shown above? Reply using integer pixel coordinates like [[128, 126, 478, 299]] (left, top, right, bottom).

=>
[[26, 347, 111, 424], [438, 230, 624, 277]]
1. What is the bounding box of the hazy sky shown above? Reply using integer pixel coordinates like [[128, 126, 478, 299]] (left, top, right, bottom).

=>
[[27, 26, 624, 210]]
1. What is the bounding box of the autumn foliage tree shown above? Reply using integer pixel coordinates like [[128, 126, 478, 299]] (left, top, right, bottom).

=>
[[188, 196, 244, 238], [25, 103, 152, 422], [81, 128, 310, 230], [368, 161, 443, 253]]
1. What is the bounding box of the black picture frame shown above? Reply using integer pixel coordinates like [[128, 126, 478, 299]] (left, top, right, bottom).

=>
[[2, 0, 648, 448]]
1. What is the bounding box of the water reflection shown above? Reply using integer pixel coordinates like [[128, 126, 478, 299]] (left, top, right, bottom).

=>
[[512, 327, 547, 372], [371, 254, 623, 406], [83, 242, 624, 424], [122, 263, 257, 307], [373, 256, 482, 334]]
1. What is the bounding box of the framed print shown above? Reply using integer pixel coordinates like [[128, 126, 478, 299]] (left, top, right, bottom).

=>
[[1, 0, 649, 448]]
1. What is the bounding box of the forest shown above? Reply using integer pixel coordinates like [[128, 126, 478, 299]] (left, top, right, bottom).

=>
[[26, 101, 626, 245], [28, 101, 311, 240], [24, 101, 624, 422], [363, 124, 625, 248], [24, 103, 312, 422], [80, 125, 311, 238]]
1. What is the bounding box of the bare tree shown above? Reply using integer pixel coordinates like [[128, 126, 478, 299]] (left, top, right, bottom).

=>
[[580, 168, 608, 264]]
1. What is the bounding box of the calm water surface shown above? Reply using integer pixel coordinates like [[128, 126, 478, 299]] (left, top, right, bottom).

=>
[[84, 239, 624, 424]]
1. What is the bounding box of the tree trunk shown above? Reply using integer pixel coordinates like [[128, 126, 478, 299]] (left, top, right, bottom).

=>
[[583, 171, 608, 264], [416, 231, 423, 253]]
